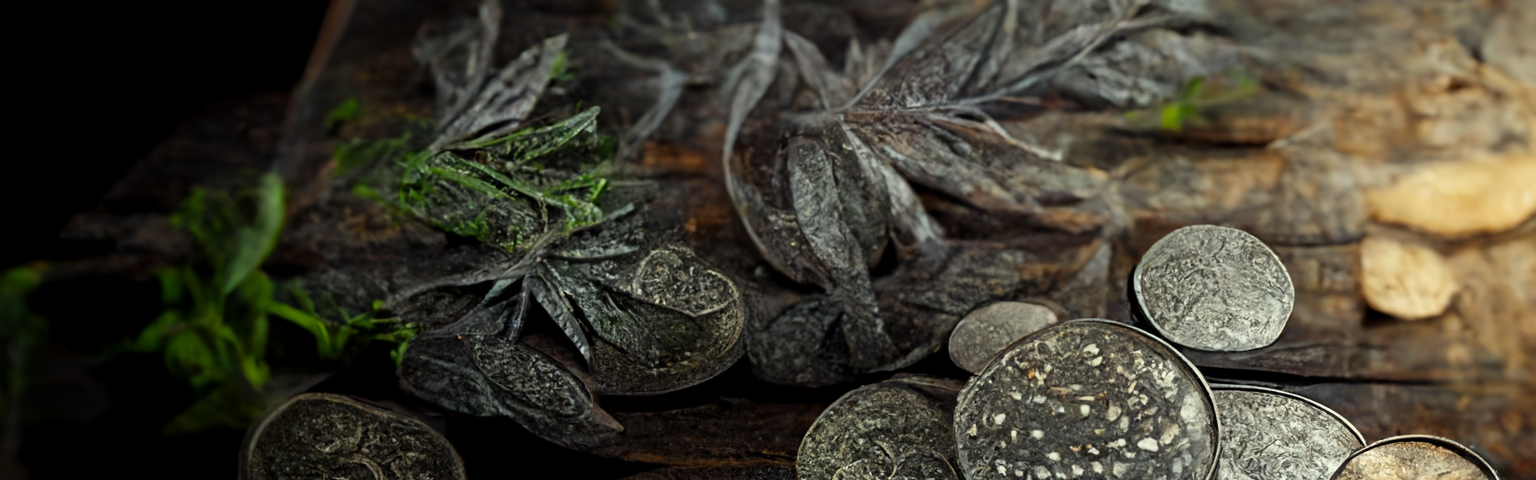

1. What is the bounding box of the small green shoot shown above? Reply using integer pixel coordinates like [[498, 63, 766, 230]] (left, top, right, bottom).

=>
[[325, 97, 361, 131], [1126, 69, 1261, 133], [266, 283, 418, 366]]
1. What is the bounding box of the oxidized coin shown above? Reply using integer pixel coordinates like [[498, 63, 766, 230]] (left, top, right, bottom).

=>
[[1330, 435, 1498, 480], [954, 319, 1219, 480], [1213, 384, 1364, 480], [1134, 225, 1293, 351], [948, 302, 1059, 374], [240, 393, 465, 480], [798, 375, 963, 480]]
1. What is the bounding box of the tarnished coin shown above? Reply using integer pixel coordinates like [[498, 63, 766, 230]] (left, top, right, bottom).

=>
[[948, 302, 1059, 374], [240, 393, 465, 480], [954, 319, 1219, 480], [798, 375, 963, 480], [1134, 225, 1293, 351], [1212, 385, 1364, 480], [1330, 435, 1499, 480]]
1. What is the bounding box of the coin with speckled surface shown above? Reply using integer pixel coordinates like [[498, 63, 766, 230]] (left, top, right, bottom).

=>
[[798, 375, 963, 480], [1135, 225, 1293, 351], [1213, 385, 1364, 480], [954, 319, 1219, 480], [1330, 436, 1498, 480], [948, 302, 1059, 374], [240, 393, 465, 480]]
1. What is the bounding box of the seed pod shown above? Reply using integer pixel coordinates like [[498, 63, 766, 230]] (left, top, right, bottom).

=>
[[1330, 435, 1499, 480], [954, 319, 1219, 480], [240, 393, 465, 480], [1134, 225, 1293, 351], [1212, 384, 1364, 480], [948, 302, 1059, 374], [798, 375, 964, 480]]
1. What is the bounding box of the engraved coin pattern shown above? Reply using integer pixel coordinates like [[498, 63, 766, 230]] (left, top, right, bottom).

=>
[[243, 393, 464, 480], [1331, 438, 1495, 480], [954, 320, 1218, 480], [1136, 225, 1293, 351], [949, 302, 1059, 374], [1214, 387, 1364, 480], [798, 377, 961, 480]]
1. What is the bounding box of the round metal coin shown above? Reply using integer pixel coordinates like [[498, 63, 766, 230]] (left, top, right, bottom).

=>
[[240, 393, 465, 480], [1330, 435, 1499, 480], [798, 375, 963, 480], [1212, 384, 1364, 480], [954, 319, 1219, 480], [949, 302, 1059, 374], [1134, 225, 1294, 351]]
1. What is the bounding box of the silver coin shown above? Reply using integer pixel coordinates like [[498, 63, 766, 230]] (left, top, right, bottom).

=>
[[1330, 435, 1499, 480], [240, 393, 465, 480], [798, 376, 963, 480], [1134, 225, 1293, 351], [948, 302, 1059, 374], [954, 319, 1219, 480], [1212, 385, 1364, 480]]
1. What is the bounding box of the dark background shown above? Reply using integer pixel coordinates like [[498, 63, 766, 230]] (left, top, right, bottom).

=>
[[10, 1, 328, 478], [10, 0, 329, 270]]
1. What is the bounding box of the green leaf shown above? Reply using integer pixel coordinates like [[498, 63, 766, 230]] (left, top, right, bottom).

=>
[[164, 330, 217, 385], [239, 354, 270, 390], [1180, 75, 1206, 102], [219, 173, 286, 296], [1160, 104, 1183, 132], [132, 311, 181, 351], [326, 97, 361, 130], [265, 302, 335, 358], [390, 340, 411, 367]]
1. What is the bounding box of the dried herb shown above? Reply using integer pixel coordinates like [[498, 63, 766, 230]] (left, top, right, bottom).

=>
[[336, 0, 746, 447], [724, 0, 1233, 382]]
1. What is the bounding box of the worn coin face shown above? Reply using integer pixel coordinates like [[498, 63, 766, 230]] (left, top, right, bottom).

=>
[[954, 319, 1218, 480], [798, 376, 963, 480], [1135, 225, 1293, 351], [241, 393, 465, 480], [1330, 436, 1498, 480], [949, 302, 1059, 374], [1213, 385, 1364, 480]]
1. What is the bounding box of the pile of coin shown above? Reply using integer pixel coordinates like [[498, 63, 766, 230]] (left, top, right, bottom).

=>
[[801, 225, 1499, 480]]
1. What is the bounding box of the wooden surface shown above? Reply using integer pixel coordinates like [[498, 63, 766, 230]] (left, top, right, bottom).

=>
[[49, 0, 1536, 477]]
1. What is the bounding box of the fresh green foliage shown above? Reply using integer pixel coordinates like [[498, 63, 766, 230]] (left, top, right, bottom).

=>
[[129, 173, 417, 433], [266, 285, 418, 366], [134, 173, 286, 393], [1126, 69, 1261, 132], [1, 266, 47, 421], [325, 97, 361, 131]]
